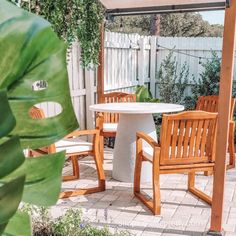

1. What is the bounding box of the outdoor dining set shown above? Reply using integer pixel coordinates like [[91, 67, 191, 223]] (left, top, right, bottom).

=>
[[29, 92, 236, 215]]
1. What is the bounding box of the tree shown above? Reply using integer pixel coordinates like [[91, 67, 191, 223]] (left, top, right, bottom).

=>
[[106, 13, 223, 37], [150, 14, 160, 36], [106, 15, 151, 35]]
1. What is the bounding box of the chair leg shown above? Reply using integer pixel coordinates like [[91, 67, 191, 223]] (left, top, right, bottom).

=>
[[93, 151, 106, 192], [134, 139, 143, 195], [228, 122, 235, 169], [71, 156, 80, 179], [60, 153, 105, 199], [134, 138, 161, 215], [152, 162, 161, 215], [188, 172, 212, 205], [134, 143, 143, 194], [63, 156, 80, 181], [188, 172, 195, 189], [100, 136, 104, 164], [134, 156, 161, 215]]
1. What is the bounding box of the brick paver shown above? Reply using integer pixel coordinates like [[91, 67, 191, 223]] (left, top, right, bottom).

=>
[[51, 148, 236, 236]]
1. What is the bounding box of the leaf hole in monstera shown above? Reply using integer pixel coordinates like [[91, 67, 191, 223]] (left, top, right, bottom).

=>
[[29, 102, 63, 119], [32, 80, 48, 91]]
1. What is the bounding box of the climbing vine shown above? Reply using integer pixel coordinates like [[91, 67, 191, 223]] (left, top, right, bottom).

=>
[[12, 0, 104, 68]]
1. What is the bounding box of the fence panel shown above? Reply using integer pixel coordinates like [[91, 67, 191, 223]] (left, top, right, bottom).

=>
[[104, 32, 141, 93], [155, 37, 227, 97]]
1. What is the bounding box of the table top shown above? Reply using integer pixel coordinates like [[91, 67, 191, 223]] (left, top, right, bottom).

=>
[[90, 102, 184, 114]]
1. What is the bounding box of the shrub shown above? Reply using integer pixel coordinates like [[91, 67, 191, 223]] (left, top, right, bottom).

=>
[[157, 51, 189, 104], [191, 51, 221, 100], [21, 205, 132, 236]]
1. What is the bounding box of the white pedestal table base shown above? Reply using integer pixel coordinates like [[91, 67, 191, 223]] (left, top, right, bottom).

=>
[[112, 114, 157, 182]]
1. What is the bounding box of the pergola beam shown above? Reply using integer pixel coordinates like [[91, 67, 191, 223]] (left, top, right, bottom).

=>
[[106, 2, 226, 17], [100, 0, 228, 17]]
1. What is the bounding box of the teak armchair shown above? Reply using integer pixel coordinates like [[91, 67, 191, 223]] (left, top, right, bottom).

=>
[[196, 95, 236, 169], [29, 106, 105, 198], [96, 92, 136, 162], [134, 111, 218, 215]]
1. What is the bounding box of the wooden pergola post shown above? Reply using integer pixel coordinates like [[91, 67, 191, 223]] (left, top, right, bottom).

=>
[[97, 22, 105, 103], [209, 0, 236, 234]]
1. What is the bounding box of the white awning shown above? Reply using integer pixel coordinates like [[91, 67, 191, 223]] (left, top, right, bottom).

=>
[[100, 0, 228, 16]]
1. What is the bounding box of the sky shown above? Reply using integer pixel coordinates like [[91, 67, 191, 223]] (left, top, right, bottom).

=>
[[200, 11, 224, 25]]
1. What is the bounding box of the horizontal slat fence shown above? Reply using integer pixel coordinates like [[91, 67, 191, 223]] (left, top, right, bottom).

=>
[[39, 32, 235, 130]]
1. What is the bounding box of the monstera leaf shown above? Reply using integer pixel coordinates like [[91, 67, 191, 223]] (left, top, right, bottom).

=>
[[0, 1, 79, 235], [0, 0, 78, 149]]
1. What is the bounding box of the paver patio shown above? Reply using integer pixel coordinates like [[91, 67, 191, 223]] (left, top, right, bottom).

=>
[[51, 148, 236, 236]]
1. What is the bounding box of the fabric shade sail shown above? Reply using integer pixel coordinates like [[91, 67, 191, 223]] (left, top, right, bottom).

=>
[[100, 0, 228, 16]]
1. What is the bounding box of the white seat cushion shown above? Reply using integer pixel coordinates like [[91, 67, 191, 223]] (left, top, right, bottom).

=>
[[55, 137, 93, 154], [143, 147, 154, 162], [103, 123, 118, 132]]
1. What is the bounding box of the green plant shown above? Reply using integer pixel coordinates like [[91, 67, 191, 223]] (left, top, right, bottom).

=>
[[21, 205, 132, 236], [52, 209, 82, 236], [157, 51, 189, 104], [135, 85, 160, 102], [11, 0, 104, 68], [192, 51, 221, 98], [0, 1, 78, 235], [77, 0, 104, 68], [21, 205, 53, 236]]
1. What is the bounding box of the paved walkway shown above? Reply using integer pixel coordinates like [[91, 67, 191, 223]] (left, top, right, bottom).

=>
[[51, 148, 236, 236]]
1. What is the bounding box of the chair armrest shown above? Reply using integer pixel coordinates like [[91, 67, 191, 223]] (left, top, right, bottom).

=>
[[66, 129, 100, 153], [66, 129, 99, 138], [136, 132, 159, 148]]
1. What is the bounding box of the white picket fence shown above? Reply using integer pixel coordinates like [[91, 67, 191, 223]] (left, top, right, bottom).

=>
[[40, 32, 236, 129]]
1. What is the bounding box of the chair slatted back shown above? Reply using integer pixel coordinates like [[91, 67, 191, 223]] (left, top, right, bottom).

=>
[[160, 111, 218, 166], [29, 106, 45, 119], [101, 92, 136, 123], [196, 95, 235, 120]]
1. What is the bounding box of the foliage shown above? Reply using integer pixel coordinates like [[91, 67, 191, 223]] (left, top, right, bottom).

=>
[[77, 0, 104, 68], [157, 51, 189, 104], [160, 13, 223, 37], [13, 0, 104, 68], [183, 96, 197, 110], [135, 85, 160, 102], [106, 13, 223, 37], [21, 205, 132, 236], [0, 1, 78, 235], [191, 51, 221, 99]]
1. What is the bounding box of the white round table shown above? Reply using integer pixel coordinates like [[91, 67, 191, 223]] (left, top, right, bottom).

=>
[[90, 102, 184, 182]]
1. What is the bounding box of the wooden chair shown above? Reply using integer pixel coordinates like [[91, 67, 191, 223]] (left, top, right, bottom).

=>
[[134, 111, 218, 215], [196, 95, 236, 169], [29, 106, 105, 198], [96, 92, 136, 162]]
